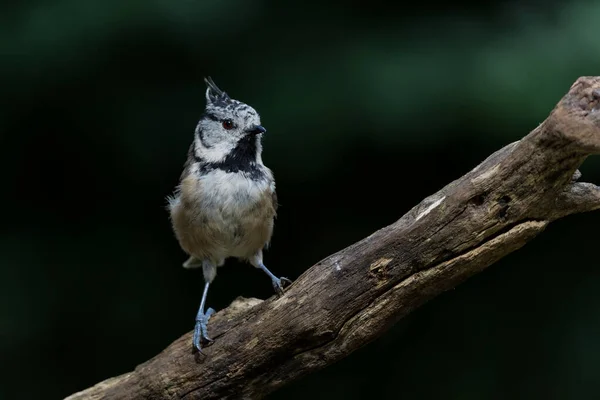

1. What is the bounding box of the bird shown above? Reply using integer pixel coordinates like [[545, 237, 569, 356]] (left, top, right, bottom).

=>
[[167, 77, 291, 352]]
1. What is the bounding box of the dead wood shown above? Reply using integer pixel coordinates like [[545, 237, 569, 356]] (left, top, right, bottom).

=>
[[66, 76, 600, 400]]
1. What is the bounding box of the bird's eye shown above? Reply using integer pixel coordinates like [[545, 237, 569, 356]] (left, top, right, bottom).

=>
[[222, 119, 234, 130]]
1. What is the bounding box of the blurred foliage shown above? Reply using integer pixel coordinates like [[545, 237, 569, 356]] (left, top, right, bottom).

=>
[[2, 0, 600, 399]]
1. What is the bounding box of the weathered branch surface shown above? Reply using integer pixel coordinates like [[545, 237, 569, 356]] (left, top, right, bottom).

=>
[[66, 77, 600, 400]]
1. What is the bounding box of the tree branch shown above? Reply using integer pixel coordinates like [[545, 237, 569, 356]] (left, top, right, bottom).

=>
[[66, 76, 600, 400]]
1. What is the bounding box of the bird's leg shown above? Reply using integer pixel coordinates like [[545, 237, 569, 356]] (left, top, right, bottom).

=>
[[192, 260, 218, 352], [193, 281, 215, 352], [256, 261, 292, 296]]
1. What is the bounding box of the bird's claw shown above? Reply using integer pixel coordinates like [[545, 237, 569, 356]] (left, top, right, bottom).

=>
[[272, 277, 292, 296], [193, 307, 215, 352]]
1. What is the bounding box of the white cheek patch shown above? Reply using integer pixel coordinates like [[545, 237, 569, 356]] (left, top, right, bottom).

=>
[[194, 135, 235, 163]]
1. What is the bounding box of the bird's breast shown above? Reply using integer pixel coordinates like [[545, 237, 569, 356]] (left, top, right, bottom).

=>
[[171, 169, 276, 260], [198, 169, 273, 213]]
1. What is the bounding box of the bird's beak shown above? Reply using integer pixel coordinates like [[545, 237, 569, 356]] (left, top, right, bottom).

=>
[[247, 125, 266, 135]]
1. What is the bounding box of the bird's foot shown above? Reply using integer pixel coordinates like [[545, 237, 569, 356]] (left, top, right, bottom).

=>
[[193, 307, 215, 352], [271, 277, 292, 296]]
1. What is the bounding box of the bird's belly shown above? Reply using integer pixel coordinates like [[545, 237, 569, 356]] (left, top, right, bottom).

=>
[[220, 209, 274, 257], [170, 175, 275, 261], [198, 200, 274, 259]]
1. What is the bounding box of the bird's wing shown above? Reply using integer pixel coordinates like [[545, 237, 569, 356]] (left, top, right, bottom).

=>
[[179, 142, 196, 181]]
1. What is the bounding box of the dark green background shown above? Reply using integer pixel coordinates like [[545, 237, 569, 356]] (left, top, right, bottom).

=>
[[2, 1, 600, 399]]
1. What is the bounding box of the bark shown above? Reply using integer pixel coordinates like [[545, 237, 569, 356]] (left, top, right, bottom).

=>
[[66, 76, 600, 400]]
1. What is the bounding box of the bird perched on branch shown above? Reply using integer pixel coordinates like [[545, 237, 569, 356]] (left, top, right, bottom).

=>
[[168, 77, 291, 352]]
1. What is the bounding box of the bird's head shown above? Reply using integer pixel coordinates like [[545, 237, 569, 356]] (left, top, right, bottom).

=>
[[193, 77, 266, 165]]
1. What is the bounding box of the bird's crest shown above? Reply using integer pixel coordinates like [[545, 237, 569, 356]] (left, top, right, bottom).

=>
[[205, 76, 232, 106]]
